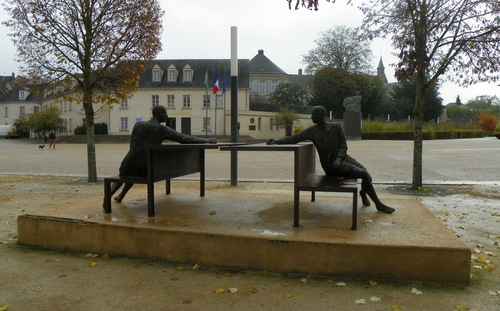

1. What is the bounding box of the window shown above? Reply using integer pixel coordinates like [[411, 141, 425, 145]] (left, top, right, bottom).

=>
[[120, 100, 128, 108], [203, 117, 210, 131], [64, 101, 67, 112], [167, 95, 175, 108], [19, 106, 25, 116], [33, 106, 39, 113], [183, 67, 193, 82], [203, 95, 210, 108], [152, 95, 159, 107], [120, 117, 128, 130], [69, 102, 72, 111], [183, 95, 191, 108], [258, 117, 262, 130], [153, 68, 162, 82], [258, 81, 266, 95], [168, 69, 177, 82], [270, 118, 274, 131], [216, 95, 223, 108], [19, 90, 26, 100], [4, 107, 7, 118]]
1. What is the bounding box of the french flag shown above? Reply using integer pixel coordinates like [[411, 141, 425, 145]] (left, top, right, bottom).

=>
[[213, 72, 219, 94]]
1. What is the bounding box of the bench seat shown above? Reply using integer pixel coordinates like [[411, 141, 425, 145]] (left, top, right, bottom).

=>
[[297, 174, 358, 230]]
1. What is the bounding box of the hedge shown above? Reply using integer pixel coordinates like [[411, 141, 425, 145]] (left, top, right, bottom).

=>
[[362, 130, 485, 140]]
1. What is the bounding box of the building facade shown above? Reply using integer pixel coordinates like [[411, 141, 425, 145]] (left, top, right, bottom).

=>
[[0, 50, 314, 139]]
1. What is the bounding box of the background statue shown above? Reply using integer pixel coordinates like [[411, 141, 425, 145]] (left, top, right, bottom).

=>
[[267, 105, 395, 214], [106, 105, 216, 204], [343, 94, 362, 112]]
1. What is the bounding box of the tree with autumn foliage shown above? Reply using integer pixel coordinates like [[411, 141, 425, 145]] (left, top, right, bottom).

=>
[[360, 0, 500, 189], [476, 113, 498, 134], [3, 0, 164, 182]]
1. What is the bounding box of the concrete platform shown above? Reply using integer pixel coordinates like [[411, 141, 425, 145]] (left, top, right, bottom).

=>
[[17, 181, 471, 283]]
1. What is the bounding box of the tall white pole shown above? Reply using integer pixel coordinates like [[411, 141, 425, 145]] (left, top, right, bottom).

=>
[[230, 26, 238, 185]]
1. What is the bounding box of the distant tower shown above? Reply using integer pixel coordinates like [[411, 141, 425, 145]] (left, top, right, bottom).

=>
[[377, 57, 388, 83]]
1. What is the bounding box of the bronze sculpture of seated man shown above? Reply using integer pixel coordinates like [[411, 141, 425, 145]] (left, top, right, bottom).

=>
[[107, 105, 217, 204], [267, 105, 395, 214]]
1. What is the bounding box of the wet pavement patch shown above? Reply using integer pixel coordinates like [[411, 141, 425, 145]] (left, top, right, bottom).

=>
[[386, 185, 456, 196]]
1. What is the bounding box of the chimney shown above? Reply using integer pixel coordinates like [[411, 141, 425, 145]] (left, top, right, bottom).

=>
[[298, 69, 303, 75], [258, 49, 264, 55]]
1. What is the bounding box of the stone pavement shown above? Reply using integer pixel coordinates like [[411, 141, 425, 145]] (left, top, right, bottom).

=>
[[0, 137, 499, 311]]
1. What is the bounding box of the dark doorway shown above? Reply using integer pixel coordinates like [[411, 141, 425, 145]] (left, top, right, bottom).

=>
[[181, 118, 191, 135], [167, 117, 176, 130]]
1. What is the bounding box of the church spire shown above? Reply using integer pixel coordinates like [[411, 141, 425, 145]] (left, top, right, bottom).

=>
[[377, 56, 388, 83]]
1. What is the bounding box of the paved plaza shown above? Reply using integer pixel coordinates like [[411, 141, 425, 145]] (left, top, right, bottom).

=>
[[0, 137, 499, 310]]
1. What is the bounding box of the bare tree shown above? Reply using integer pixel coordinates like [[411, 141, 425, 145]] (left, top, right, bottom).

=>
[[3, 0, 164, 182], [360, 0, 500, 189], [302, 25, 373, 75]]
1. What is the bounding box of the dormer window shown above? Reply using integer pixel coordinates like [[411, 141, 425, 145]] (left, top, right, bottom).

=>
[[152, 64, 163, 82], [167, 65, 178, 82], [19, 90, 26, 100], [183, 65, 193, 82]]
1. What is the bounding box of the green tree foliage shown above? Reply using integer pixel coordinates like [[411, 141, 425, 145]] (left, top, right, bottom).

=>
[[445, 104, 474, 124], [3, 0, 164, 182], [302, 25, 373, 75], [268, 82, 308, 113], [386, 79, 443, 122], [310, 67, 375, 119], [466, 95, 500, 116], [360, 0, 500, 189], [14, 106, 65, 135], [274, 107, 300, 137], [311, 67, 357, 119]]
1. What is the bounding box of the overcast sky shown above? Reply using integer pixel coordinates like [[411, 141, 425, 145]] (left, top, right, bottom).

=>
[[1, 0, 498, 104]]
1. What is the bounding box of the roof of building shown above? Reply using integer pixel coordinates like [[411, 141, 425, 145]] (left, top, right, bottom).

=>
[[290, 69, 312, 89], [139, 59, 250, 89], [249, 50, 288, 75]]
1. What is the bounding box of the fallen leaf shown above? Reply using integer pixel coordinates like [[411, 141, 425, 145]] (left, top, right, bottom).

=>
[[32, 287, 43, 292], [53, 258, 63, 262], [336, 282, 346, 287], [392, 305, 404, 311], [484, 264, 495, 271], [370, 296, 381, 302], [259, 270, 269, 275], [214, 288, 225, 294], [454, 306, 470, 311], [192, 263, 200, 270], [58, 274, 68, 278], [84, 253, 93, 258], [488, 290, 499, 296], [88, 262, 97, 267], [176, 266, 185, 270], [170, 277, 180, 281], [475, 256, 487, 263], [368, 280, 378, 286], [299, 278, 308, 283], [411, 288, 423, 295], [102, 254, 110, 259], [284, 293, 293, 298], [247, 288, 258, 294], [209, 211, 216, 215], [0, 305, 8, 311], [354, 298, 366, 305], [228, 288, 238, 293]]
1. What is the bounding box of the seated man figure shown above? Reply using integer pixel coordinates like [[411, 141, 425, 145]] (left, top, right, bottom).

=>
[[107, 105, 217, 204], [267, 105, 394, 214]]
